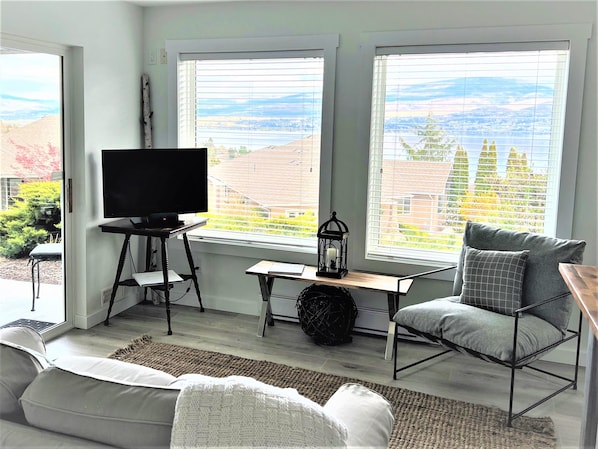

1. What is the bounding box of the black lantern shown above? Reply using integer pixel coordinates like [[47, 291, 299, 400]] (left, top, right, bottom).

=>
[[316, 211, 349, 278]]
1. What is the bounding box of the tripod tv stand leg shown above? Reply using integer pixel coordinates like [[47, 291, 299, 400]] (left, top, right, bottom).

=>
[[160, 237, 173, 335], [183, 233, 204, 312], [104, 234, 131, 326]]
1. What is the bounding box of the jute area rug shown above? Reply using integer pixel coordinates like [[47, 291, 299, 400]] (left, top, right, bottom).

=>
[[108, 336, 556, 449]]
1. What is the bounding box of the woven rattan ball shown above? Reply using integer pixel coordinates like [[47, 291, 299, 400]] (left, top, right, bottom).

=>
[[296, 284, 357, 345]]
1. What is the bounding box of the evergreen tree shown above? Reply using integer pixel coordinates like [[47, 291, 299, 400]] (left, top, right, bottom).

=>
[[400, 114, 456, 162], [446, 145, 469, 228], [474, 139, 499, 193]]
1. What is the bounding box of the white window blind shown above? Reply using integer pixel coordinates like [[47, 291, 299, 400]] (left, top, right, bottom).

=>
[[177, 53, 325, 247], [366, 42, 571, 262]]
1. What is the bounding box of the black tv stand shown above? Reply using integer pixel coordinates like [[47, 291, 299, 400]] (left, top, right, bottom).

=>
[[131, 213, 182, 229], [100, 218, 207, 335]]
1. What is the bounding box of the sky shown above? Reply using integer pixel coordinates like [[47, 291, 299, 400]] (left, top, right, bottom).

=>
[[0, 51, 61, 121]]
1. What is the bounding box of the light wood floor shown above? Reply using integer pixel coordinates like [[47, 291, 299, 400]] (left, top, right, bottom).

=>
[[46, 302, 585, 449]]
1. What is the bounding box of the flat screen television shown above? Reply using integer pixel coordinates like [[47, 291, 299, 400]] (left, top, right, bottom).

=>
[[102, 148, 208, 227]]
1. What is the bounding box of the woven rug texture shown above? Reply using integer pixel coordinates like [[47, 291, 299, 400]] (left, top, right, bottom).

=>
[[109, 336, 557, 449]]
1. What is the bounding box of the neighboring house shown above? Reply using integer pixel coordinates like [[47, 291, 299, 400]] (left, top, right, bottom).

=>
[[380, 160, 453, 233], [0, 115, 61, 210], [209, 135, 320, 219], [209, 135, 452, 232]]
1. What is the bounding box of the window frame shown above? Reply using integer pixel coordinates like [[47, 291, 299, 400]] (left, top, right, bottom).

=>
[[166, 34, 339, 252], [357, 24, 591, 267]]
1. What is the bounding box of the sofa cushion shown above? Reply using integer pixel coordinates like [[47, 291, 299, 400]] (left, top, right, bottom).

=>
[[453, 221, 585, 333], [0, 419, 115, 449], [20, 366, 181, 449], [323, 383, 394, 448], [395, 296, 564, 363], [0, 327, 49, 423], [0, 326, 46, 354], [170, 375, 347, 448], [54, 355, 176, 386], [460, 246, 529, 315]]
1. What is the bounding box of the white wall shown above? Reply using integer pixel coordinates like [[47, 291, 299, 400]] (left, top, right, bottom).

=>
[[0, 1, 144, 328]]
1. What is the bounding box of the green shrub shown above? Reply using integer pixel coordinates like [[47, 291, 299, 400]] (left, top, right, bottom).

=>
[[0, 181, 61, 258]]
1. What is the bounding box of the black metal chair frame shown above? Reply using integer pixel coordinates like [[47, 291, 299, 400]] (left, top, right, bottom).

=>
[[393, 289, 582, 426], [28, 243, 62, 312]]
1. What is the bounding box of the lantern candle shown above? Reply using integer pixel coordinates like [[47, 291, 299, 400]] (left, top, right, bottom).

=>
[[326, 247, 337, 270]]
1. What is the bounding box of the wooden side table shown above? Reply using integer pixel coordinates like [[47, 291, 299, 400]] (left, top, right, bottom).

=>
[[246, 260, 454, 360], [559, 263, 598, 449]]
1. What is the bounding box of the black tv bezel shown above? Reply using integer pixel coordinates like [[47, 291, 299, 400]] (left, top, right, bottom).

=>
[[101, 148, 208, 225]]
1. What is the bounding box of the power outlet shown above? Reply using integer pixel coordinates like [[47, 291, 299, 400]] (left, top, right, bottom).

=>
[[148, 48, 157, 65], [101, 287, 125, 305]]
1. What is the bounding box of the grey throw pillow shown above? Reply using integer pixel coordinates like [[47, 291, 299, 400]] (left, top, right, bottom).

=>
[[461, 246, 529, 316]]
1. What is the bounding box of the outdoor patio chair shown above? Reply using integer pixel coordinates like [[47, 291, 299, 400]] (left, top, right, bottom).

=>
[[28, 243, 62, 311], [392, 221, 586, 425]]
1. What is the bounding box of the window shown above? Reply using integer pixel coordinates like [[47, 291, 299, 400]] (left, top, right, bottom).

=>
[[362, 25, 590, 264], [167, 35, 338, 249]]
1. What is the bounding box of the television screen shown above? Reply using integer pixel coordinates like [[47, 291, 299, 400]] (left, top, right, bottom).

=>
[[102, 148, 208, 224]]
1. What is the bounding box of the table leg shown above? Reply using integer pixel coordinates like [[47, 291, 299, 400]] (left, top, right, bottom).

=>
[[580, 330, 598, 448], [143, 236, 152, 301], [257, 275, 274, 337], [160, 237, 173, 335], [104, 234, 131, 326], [182, 233, 204, 312], [384, 292, 399, 360]]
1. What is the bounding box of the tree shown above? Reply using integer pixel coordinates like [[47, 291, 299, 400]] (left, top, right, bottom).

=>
[[474, 139, 499, 193], [399, 114, 456, 162], [0, 181, 61, 258], [10, 140, 60, 180], [502, 147, 546, 231], [446, 145, 469, 228]]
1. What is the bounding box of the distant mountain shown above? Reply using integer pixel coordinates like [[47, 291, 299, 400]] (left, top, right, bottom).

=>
[[198, 93, 322, 118], [195, 76, 554, 136], [0, 94, 60, 121], [387, 76, 554, 104]]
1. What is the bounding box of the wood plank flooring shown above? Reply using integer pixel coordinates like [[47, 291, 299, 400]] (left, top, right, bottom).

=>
[[46, 302, 585, 448]]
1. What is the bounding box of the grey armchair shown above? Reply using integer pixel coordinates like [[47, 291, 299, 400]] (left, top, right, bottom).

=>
[[393, 221, 586, 425]]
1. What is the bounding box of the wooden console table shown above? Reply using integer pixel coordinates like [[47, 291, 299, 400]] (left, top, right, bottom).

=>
[[559, 263, 598, 449], [246, 260, 452, 360], [100, 218, 206, 335]]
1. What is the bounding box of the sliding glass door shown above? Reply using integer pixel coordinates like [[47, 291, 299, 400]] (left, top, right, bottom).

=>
[[0, 38, 69, 333]]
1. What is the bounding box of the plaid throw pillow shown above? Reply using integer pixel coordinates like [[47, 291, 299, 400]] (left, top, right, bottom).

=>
[[461, 246, 529, 315]]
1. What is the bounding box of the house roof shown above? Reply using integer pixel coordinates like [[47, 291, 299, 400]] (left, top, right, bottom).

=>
[[0, 115, 61, 178], [209, 135, 320, 209], [209, 137, 453, 209], [380, 160, 453, 200]]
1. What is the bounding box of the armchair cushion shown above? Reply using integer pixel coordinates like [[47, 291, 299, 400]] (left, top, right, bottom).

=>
[[460, 246, 529, 315], [395, 296, 564, 363], [453, 221, 585, 333]]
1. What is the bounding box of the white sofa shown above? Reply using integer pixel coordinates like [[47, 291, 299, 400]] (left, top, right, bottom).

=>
[[0, 326, 394, 448]]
